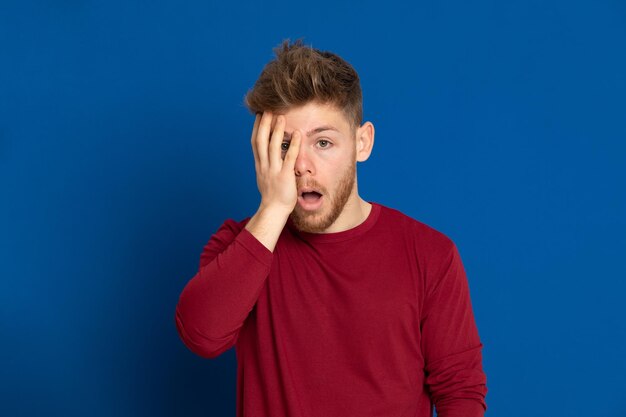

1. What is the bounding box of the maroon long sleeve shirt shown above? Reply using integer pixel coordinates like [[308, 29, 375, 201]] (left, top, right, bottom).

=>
[[175, 202, 487, 416]]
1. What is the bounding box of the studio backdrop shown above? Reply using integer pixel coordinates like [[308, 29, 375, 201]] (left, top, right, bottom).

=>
[[1, 1, 625, 416]]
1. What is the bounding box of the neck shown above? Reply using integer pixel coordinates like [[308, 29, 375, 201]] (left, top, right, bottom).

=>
[[323, 188, 372, 233]]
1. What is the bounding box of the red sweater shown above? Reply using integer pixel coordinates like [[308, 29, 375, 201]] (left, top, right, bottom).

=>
[[175, 202, 487, 416]]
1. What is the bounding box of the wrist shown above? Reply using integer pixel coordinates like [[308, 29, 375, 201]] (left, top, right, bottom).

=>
[[257, 201, 293, 220], [244, 203, 292, 252]]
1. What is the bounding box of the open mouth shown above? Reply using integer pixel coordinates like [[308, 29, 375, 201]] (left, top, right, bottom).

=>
[[301, 191, 322, 202], [297, 189, 324, 210]]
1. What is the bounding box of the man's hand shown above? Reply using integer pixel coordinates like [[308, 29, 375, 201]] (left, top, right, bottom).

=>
[[250, 112, 301, 213], [244, 112, 301, 252]]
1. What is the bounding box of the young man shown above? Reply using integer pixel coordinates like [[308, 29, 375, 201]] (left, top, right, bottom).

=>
[[175, 40, 487, 416]]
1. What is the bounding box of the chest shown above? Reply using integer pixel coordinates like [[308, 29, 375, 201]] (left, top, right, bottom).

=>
[[258, 239, 424, 351]]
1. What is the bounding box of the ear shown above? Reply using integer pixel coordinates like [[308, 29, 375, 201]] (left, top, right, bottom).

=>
[[355, 121, 375, 162]]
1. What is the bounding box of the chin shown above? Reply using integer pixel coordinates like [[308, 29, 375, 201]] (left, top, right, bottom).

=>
[[290, 207, 337, 233]]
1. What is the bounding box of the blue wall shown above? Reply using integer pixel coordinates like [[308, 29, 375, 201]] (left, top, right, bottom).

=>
[[1, 1, 625, 416]]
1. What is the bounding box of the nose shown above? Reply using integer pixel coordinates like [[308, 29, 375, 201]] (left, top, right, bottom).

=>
[[294, 146, 314, 177]]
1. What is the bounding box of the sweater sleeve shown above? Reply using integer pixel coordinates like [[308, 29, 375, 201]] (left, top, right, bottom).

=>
[[175, 218, 273, 358], [420, 240, 488, 416]]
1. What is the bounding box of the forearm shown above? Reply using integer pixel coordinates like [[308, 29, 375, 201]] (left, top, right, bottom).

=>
[[175, 227, 272, 358], [428, 344, 487, 417], [422, 242, 488, 414], [436, 398, 486, 417]]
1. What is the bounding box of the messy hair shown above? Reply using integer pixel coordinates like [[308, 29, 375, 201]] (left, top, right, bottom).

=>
[[244, 39, 363, 131]]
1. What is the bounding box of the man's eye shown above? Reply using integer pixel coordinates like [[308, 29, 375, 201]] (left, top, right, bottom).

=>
[[317, 140, 331, 148], [281, 141, 290, 151]]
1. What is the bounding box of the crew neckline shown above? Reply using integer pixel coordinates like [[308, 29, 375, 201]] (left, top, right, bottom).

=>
[[286, 202, 381, 243]]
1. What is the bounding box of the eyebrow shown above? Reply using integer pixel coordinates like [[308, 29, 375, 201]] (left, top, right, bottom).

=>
[[281, 125, 339, 141]]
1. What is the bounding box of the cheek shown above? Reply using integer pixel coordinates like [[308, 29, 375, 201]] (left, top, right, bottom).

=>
[[313, 147, 355, 181], [318, 146, 351, 163], [319, 160, 350, 186]]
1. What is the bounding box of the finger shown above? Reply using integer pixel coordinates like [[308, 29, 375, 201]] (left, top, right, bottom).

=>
[[255, 111, 273, 171], [250, 113, 261, 169], [269, 115, 285, 170], [282, 130, 301, 172]]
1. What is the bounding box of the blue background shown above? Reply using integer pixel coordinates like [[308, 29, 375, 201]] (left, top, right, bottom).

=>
[[1, 1, 625, 416]]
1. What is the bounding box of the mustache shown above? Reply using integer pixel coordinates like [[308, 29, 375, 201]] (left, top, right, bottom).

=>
[[296, 179, 327, 194]]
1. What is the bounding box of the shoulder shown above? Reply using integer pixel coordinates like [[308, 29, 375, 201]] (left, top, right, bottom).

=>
[[214, 216, 252, 236], [375, 203, 456, 255], [198, 216, 252, 268], [375, 204, 465, 293]]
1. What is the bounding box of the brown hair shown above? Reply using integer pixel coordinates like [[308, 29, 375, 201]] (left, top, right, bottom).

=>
[[244, 39, 363, 131]]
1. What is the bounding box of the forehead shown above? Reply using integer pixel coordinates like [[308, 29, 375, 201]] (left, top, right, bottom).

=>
[[274, 102, 351, 134]]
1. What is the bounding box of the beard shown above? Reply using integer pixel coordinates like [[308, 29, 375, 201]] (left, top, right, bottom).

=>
[[289, 159, 356, 233]]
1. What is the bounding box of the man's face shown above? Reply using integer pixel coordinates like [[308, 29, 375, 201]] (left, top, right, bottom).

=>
[[277, 101, 358, 233]]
